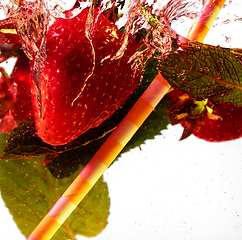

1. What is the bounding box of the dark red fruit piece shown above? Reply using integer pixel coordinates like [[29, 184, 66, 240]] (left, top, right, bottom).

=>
[[193, 103, 242, 142], [10, 55, 33, 121], [31, 8, 143, 146]]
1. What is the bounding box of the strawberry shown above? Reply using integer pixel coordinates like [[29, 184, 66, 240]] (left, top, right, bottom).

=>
[[192, 103, 242, 142], [10, 54, 33, 121], [31, 8, 143, 146], [166, 89, 242, 142], [0, 54, 33, 133], [0, 68, 16, 133]]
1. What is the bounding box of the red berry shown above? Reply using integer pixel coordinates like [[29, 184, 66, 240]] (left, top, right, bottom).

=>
[[10, 55, 33, 121], [0, 54, 33, 133], [166, 89, 183, 105], [0, 69, 16, 133], [31, 8, 142, 146], [193, 103, 242, 142], [166, 90, 242, 142]]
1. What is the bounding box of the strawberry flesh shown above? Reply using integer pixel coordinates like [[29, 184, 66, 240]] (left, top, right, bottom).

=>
[[10, 55, 33, 121], [32, 8, 143, 146], [167, 90, 242, 142], [193, 103, 242, 142]]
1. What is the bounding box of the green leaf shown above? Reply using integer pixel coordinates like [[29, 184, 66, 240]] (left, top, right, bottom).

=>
[[159, 42, 242, 107], [0, 157, 110, 239]]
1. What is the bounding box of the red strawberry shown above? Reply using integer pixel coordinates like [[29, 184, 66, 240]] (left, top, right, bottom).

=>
[[10, 54, 33, 121], [192, 103, 242, 142], [0, 68, 16, 133], [0, 71, 14, 117], [166, 89, 242, 142], [31, 8, 143, 146], [0, 54, 33, 133]]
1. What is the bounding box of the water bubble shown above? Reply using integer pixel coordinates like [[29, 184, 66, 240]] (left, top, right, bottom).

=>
[[221, 19, 230, 24], [225, 36, 231, 43]]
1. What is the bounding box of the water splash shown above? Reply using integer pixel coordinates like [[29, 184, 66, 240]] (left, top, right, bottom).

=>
[[47, 0, 90, 19], [107, 0, 193, 74], [67, 0, 115, 106], [0, 0, 194, 113], [0, 0, 48, 118], [4, 0, 48, 62], [71, 0, 97, 106]]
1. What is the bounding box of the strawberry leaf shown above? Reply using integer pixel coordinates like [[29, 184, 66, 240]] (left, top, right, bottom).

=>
[[159, 42, 242, 107], [0, 156, 110, 239]]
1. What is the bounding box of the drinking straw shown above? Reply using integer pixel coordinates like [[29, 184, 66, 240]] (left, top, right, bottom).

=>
[[187, 0, 226, 42], [27, 0, 226, 239], [27, 73, 170, 240]]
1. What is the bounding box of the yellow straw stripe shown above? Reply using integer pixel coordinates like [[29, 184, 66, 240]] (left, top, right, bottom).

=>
[[203, 5, 221, 29], [186, 0, 226, 41], [30, 214, 60, 240], [79, 157, 108, 185], [48, 196, 76, 225], [94, 136, 124, 166], [187, 21, 210, 42], [213, 0, 226, 9], [126, 98, 154, 127], [0, 29, 17, 34], [111, 118, 138, 146], [63, 175, 93, 206]]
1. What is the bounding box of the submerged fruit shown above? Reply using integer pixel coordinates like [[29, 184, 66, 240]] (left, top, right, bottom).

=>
[[166, 90, 242, 142], [31, 8, 143, 146], [10, 55, 33, 121], [192, 103, 242, 142], [0, 55, 33, 133]]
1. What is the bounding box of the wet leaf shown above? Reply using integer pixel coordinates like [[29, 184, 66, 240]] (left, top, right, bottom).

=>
[[0, 156, 110, 239], [159, 42, 242, 107]]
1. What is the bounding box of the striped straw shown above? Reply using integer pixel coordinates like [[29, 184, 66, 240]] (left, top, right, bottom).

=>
[[187, 0, 226, 42], [27, 0, 226, 239], [27, 74, 170, 240]]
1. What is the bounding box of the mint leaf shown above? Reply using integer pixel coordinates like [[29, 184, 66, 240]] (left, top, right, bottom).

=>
[[0, 156, 110, 239], [159, 42, 242, 106]]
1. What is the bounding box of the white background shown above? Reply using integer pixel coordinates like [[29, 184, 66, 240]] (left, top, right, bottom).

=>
[[0, 0, 242, 239]]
